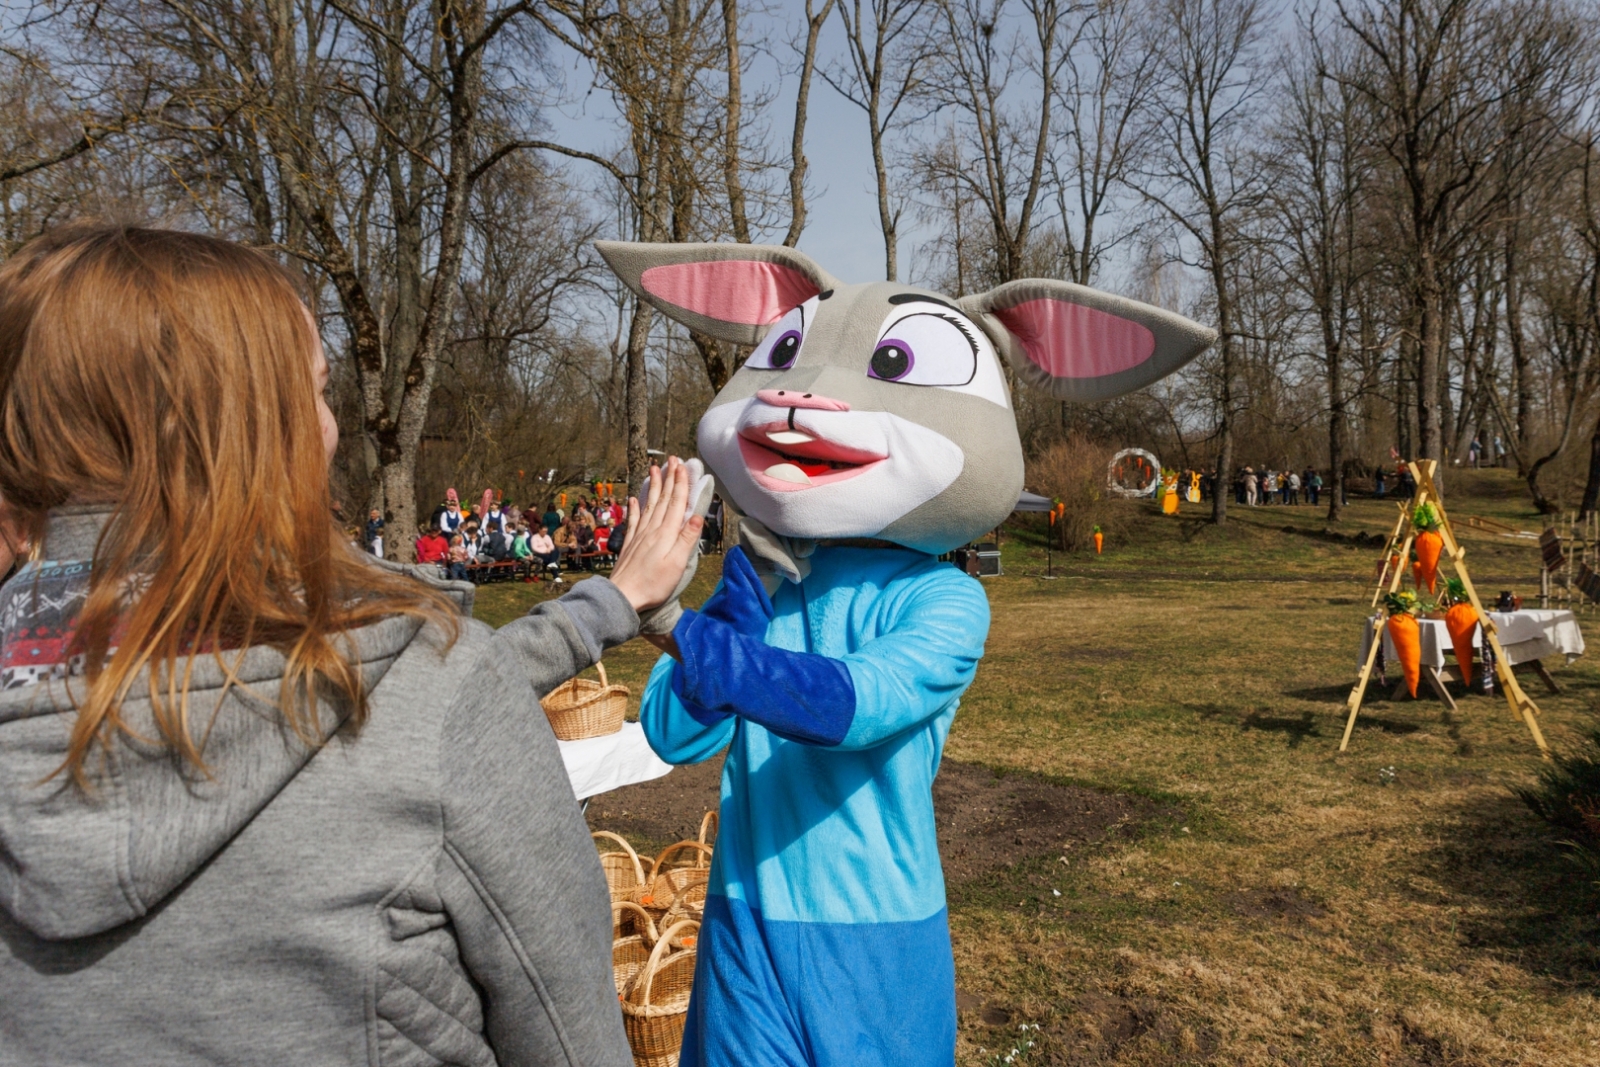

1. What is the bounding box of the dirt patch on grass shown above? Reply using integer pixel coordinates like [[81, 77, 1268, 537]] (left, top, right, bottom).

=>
[[934, 762, 1172, 883], [1223, 886, 1327, 922], [585, 754, 1172, 884], [1043, 994, 1219, 1065]]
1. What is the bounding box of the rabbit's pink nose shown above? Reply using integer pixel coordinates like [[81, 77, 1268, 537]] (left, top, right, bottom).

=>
[[756, 389, 850, 412]]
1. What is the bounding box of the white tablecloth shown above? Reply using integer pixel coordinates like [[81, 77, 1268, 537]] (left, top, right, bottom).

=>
[[1360, 609, 1586, 671], [558, 720, 673, 801]]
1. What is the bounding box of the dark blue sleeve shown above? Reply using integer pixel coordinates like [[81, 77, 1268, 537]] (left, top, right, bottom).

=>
[[669, 547, 771, 728], [669, 551, 857, 747]]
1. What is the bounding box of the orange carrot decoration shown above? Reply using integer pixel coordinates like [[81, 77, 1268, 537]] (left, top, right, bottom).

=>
[[1384, 592, 1422, 698], [1415, 530, 1443, 593], [1444, 602, 1477, 685], [1092, 524, 1103, 554], [1412, 503, 1443, 593]]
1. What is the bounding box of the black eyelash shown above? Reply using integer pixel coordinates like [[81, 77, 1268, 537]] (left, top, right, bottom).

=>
[[936, 313, 981, 356]]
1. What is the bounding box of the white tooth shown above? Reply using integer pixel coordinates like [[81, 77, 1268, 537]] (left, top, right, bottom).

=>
[[763, 463, 812, 485], [767, 429, 815, 446]]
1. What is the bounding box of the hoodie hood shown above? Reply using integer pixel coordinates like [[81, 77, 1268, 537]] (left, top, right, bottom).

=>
[[0, 507, 459, 941]]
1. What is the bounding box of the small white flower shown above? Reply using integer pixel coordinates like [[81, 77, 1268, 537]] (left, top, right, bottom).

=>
[[1052, 889, 1061, 897]]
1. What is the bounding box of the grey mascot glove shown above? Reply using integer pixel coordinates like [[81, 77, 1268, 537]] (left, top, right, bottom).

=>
[[735, 516, 817, 598], [636, 459, 717, 635]]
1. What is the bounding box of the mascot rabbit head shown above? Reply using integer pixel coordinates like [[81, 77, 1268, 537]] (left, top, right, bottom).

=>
[[599, 242, 1215, 555]]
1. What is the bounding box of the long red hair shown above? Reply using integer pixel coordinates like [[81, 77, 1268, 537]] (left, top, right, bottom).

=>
[[0, 225, 455, 786]]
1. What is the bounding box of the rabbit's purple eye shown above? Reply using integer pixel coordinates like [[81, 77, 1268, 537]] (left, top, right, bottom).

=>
[[869, 341, 913, 380], [770, 330, 801, 369], [867, 311, 980, 389], [746, 305, 808, 370]]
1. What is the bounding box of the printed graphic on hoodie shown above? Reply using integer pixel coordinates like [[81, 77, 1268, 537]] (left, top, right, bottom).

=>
[[0, 560, 94, 688]]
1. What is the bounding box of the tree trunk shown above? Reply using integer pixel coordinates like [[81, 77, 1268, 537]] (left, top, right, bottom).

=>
[[626, 299, 652, 491], [692, 331, 731, 392], [783, 0, 834, 248], [721, 0, 749, 242], [1212, 423, 1232, 526], [1210, 266, 1234, 527], [870, 118, 896, 281], [1321, 306, 1345, 523], [1416, 257, 1443, 468], [1580, 417, 1600, 520], [1505, 231, 1532, 474]]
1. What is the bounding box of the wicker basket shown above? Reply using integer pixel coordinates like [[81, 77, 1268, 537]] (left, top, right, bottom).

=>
[[542, 661, 629, 740], [595, 831, 650, 907], [621, 919, 700, 1067], [612, 901, 660, 995], [632, 841, 713, 919], [661, 880, 706, 928], [696, 810, 718, 849]]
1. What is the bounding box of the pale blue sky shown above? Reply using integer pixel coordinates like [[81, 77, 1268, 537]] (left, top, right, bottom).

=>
[[538, 12, 924, 286]]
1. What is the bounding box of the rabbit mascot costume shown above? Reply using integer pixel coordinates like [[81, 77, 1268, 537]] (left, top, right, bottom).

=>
[[600, 241, 1214, 1067]]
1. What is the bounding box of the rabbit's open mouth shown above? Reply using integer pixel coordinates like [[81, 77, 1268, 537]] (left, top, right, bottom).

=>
[[737, 422, 887, 492]]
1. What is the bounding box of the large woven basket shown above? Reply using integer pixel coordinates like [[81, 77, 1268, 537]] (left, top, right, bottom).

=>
[[542, 661, 629, 740], [621, 919, 700, 1067], [632, 841, 713, 920], [595, 831, 650, 908], [661, 880, 706, 929], [696, 811, 718, 849], [612, 901, 660, 995]]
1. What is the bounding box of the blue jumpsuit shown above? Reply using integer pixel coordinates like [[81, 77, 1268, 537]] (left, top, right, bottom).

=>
[[638, 545, 990, 1067]]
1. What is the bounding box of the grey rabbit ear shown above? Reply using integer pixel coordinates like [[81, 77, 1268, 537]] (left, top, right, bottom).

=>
[[958, 280, 1216, 402], [596, 241, 842, 346]]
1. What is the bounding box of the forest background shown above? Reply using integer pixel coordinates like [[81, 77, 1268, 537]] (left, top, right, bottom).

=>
[[5, 0, 1600, 558]]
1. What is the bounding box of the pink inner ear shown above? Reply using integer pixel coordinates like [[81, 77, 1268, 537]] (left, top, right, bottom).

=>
[[993, 299, 1156, 379], [640, 260, 820, 325]]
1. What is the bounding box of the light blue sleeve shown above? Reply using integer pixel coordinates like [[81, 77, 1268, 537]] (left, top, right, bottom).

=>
[[833, 572, 989, 752], [639, 653, 737, 764]]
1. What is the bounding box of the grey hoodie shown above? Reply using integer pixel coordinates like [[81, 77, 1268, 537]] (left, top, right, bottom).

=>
[[0, 508, 636, 1067]]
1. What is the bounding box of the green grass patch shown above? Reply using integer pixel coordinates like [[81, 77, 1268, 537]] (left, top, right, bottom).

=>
[[477, 471, 1600, 1065]]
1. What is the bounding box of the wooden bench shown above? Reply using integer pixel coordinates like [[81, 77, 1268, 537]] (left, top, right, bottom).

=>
[[565, 527, 614, 571], [462, 559, 530, 584]]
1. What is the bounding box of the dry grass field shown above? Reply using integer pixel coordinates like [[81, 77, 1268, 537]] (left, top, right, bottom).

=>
[[474, 467, 1600, 1066]]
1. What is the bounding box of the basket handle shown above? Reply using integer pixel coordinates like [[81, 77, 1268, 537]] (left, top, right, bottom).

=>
[[592, 831, 646, 884], [612, 900, 660, 944], [595, 660, 608, 688], [697, 810, 719, 850], [636, 919, 700, 1006], [651, 840, 714, 872]]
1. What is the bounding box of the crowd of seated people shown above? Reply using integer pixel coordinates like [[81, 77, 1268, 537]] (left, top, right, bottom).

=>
[[413, 486, 630, 584]]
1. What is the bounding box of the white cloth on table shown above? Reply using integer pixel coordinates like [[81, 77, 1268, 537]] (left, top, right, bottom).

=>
[[557, 719, 672, 801], [1360, 609, 1586, 671]]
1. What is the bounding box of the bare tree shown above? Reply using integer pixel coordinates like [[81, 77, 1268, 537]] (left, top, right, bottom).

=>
[[1136, 0, 1270, 526], [825, 0, 931, 280], [1329, 0, 1586, 479], [1264, 27, 1372, 521], [72, 0, 557, 554], [537, 0, 728, 482], [919, 0, 1081, 288], [783, 0, 837, 247], [1572, 135, 1600, 518], [1051, 0, 1154, 287]]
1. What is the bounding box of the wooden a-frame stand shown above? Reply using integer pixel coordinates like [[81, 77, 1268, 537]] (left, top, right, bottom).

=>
[[1341, 460, 1551, 758]]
